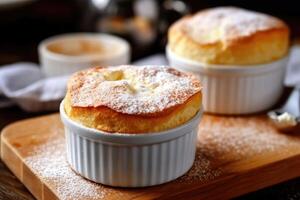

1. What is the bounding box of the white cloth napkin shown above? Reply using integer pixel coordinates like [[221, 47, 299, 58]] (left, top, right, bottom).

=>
[[0, 63, 68, 111], [285, 45, 300, 87], [0, 50, 298, 112]]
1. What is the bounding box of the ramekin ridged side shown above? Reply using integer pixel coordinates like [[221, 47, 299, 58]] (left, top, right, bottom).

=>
[[166, 46, 289, 115], [60, 102, 202, 187]]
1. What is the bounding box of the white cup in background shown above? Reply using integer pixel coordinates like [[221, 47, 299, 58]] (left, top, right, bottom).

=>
[[39, 33, 131, 77]]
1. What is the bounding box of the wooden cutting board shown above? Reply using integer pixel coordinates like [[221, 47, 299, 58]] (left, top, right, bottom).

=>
[[1, 113, 300, 200]]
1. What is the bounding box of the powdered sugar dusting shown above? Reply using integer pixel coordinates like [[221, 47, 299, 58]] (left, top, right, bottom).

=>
[[68, 65, 201, 114], [184, 7, 285, 45], [179, 115, 300, 183], [25, 136, 110, 200], [197, 115, 300, 161], [178, 150, 222, 183], [23, 114, 300, 195]]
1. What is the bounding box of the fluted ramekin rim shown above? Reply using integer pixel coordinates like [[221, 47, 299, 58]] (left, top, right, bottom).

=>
[[166, 45, 289, 75]]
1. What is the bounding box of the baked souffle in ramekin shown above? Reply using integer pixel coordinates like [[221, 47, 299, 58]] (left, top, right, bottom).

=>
[[61, 65, 203, 187], [64, 65, 202, 133], [167, 7, 290, 114], [168, 6, 289, 65]]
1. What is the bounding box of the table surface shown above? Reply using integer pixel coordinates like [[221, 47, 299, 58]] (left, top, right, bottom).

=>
[[1, 104, 300, 200]]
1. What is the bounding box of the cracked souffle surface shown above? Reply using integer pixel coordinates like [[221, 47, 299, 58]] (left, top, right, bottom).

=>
[[168, 6, 289, 65], [64, 65, 202, 133]]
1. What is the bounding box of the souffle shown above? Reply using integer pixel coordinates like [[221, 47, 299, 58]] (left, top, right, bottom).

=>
[[168, 6, 289, 65], [64, 65, 202, 133]]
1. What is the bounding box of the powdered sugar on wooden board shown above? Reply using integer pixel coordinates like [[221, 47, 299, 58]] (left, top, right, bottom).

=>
[[23, 114, 300, 198], [197, 115, 300, 161], [178, 151, 222, 183], [25, 137, 109, 200], [178, 115, 300, 183]]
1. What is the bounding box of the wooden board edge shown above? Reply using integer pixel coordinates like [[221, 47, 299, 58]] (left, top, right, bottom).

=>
[[158, 153, 300, 200], [2, 114, 300, 200], [1, 128, 59, 200]]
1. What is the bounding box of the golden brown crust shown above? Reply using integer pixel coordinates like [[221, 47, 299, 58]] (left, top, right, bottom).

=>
[[64, 92, 201, 133], [168, 7, 290, 65], [64, 65, 202, 133]]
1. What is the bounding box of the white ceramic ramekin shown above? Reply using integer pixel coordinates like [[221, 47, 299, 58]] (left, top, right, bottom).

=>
[[166, 46, 289, 115], [60, 102, 202, 187], [39, 33, 130, 77]]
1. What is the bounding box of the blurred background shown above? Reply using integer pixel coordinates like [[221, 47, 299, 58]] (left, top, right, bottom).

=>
[[1, 1, 300, 199], [0, 0, 299, 65]]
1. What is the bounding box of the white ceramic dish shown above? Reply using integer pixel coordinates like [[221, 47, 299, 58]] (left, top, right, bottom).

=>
[[60, 101, 202, 187], [39, 33, 130, 77], [166, 46, 289, 115]]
